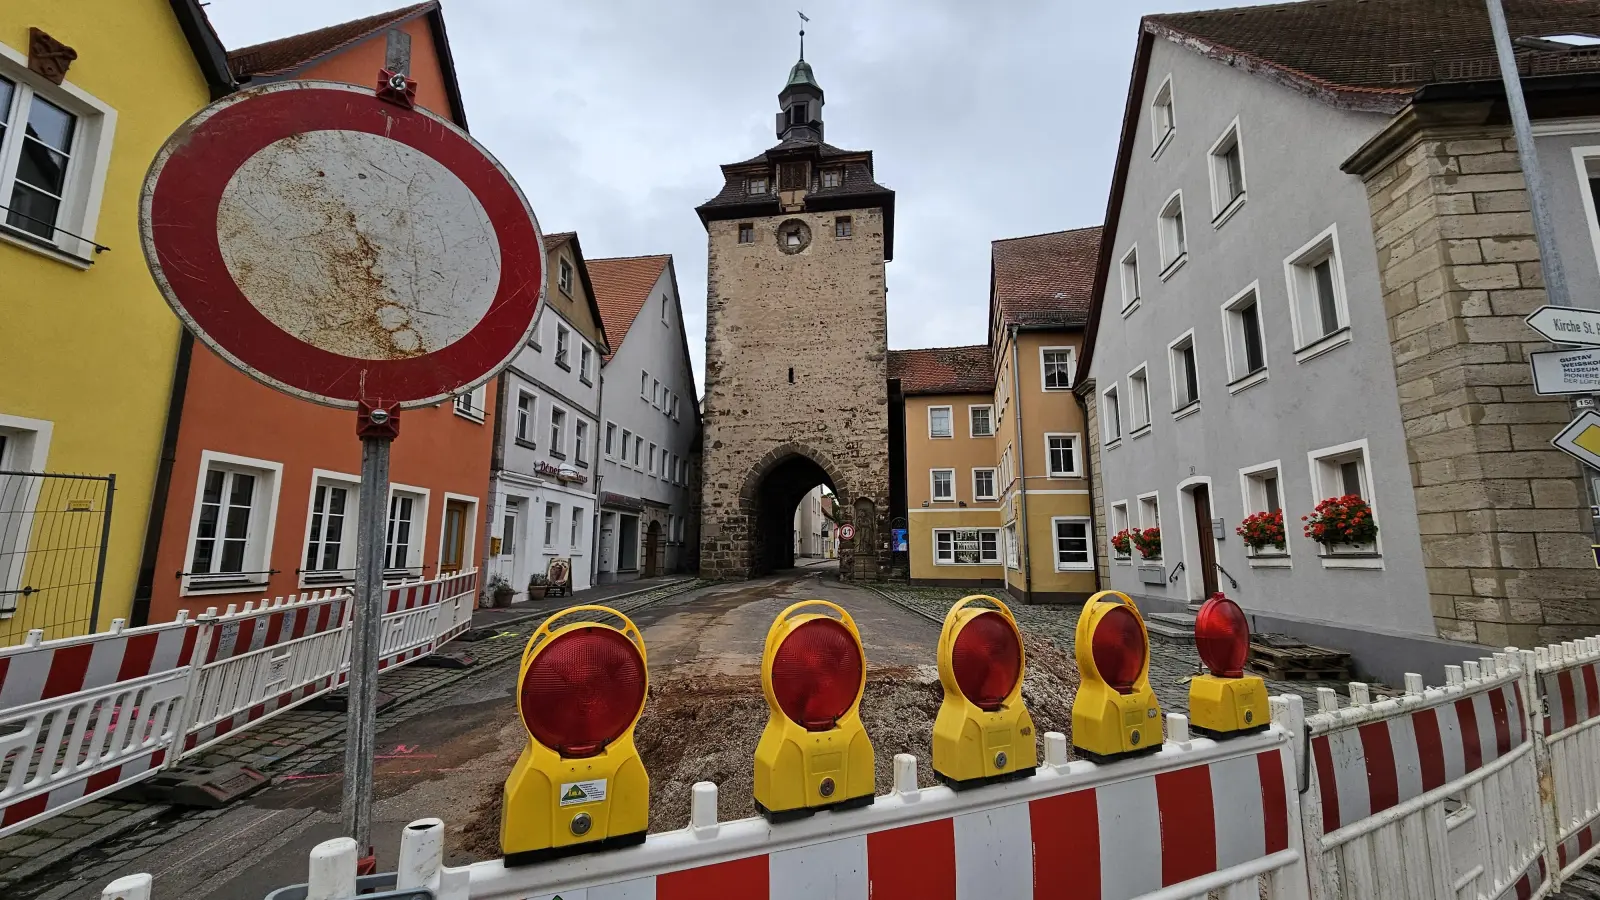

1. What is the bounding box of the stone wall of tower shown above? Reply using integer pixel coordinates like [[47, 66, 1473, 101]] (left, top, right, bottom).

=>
[[699, 208, 892, 579]]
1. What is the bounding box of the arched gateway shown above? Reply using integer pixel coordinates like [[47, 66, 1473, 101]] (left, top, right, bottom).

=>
[[695, 56, 894, 581]]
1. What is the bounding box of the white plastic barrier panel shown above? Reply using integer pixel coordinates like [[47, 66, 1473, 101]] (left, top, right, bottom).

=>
[[1533, 636, 1600, 882], [1299, 657, 1547, 900], [434, 571, 478, 645], [174, 590, 353, 759], [0, 618, 196, 838]]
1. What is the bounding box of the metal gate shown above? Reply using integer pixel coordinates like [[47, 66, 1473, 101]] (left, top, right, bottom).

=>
[[0, 471, 114, 646]]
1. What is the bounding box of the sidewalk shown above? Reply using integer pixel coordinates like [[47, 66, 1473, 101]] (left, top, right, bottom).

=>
[[470, 574, 695, 629]]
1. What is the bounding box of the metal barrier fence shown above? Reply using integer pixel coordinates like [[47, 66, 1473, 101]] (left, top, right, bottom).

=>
[[0, 471, 115, 646], [0, 570, 477, 840]]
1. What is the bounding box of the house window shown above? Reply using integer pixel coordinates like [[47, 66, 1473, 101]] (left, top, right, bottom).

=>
[[558, 258, 573, 295], [973, 468, 997, 501], [1151, 76, 1175, 154], [1005, 524, 1019, 569], [931, 468, 955, 502], [500, 510, 517, 558], [304, 481, 354, 579], [1045, 434, 1080, 477], [679, 459, 689, 484], [549, 406, 567, 456], [662, 389, 672, 415], [671, 395, 681, 420], [929, 405, 953, 438], [653, 379, 662, 407], [1285, 226, 1350, 356], [738, 223, 754, 243], [0, 70, 112, 257], [384, 491, 423, 573], [1308, 441, 1379, 558], [1209, 120, 1246, 218], [544, 502, 558, 546], [605, 422, 617, 457], [1241, 463, 1284, 518], [1222, 285, 1267, 386], [969, 405, 994, 437], [1168, 332, 1199, 412], [640, 372, 649, 398], [1128, 366, 1152, 433], [1053, 518, 1093, 571], [1109, 501, 1131, 559], [933, 529, 1000, 565], [1120, 247, 1141, 311], [620, 429, 632, 464], [1103, 385, 1123, 445], [748, 176, 768, 195], [575, 420, 588, 463], [555, 326, 571, 369], [649, 443, 657, 476], [580, 345, 593, 384], [1041, 347, 1074, 390], [634, 436, 643, 467], [1158, 192, 1186, 273], [835, 216, 852, 238], [822, 169, 841, 188], [1138, 493, 1161, 530], [453, 384, 486, 420], [570, 507, 583, 548], [187, 459, 277, 588], [515, 392, 535, 444]]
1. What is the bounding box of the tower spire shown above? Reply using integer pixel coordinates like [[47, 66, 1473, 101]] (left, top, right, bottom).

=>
[[798, 10, 809, 60]]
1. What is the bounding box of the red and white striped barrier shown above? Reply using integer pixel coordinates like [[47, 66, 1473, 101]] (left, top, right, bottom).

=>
[[1533, 637, 1600, 881], [0, 617, 196, 711]]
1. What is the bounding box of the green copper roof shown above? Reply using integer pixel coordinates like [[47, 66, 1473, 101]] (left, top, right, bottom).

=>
[[786, 59, 820, 89]]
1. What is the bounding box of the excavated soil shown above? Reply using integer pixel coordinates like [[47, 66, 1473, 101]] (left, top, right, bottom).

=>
[[457, 633, 1079, 860]]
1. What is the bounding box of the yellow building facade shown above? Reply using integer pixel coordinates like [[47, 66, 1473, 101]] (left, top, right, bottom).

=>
[[0, 1, 231, 641]]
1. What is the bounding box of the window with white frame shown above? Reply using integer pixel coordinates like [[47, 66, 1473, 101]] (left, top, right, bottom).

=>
[[544, 502, 558, 546], [453, 383, 486, 420], [1005, 524, 1019, 569], [555, 326, 571, 369], [1222, 285, 1267, 385], [931, 468, 955, 502], [973, 467, 997, 501], [634, 435, 643, 467], [648, 443, 658, 476], [1109, 501, 1131, 559], [515, 392, 536, 445], [558, 258, 573, 295], [1045, 434, 1081, 477], [934, 528, 1000, 565], [671, 395, 681, 420], [738, 223, 754, 244], [1128, 366, 1151, 432], [640, 372, 649, 399], [1150, 76, 1175, 154], [1138, 493, 1161, 530], [748, 176, 768, 195], [1041, 347, 1074, 391], [1243, 464, 1283, 516], [1285, 226, 1350, 354], [500, 508, 517, 558], [549, 406, 567, 456], [620, 428, 632, 464], [605, 422, 616, 457], [1168, 332, 1199, 411], [0, 68, 113, 258], [574, 420, 588, 464], [580, 345, 593, 384], [570, 507, 582, 548], [1103, 384, 1123, 444], [928, 405, 953, 438], [662, 389, 673, 416], [1158, 192, 1187, 273], [1053, 518, 1094, 571], [661, 294, 670, 323], [1208, 120, 1246, 219], [1120, 247, 1141, 311], [187, 458, 277, 588], [304, 478, 356, 581], [1310, 443, 1370, 501], [384, 490, 425, 574], [653, 379, 662, 407], [969, 404, 994, 437]]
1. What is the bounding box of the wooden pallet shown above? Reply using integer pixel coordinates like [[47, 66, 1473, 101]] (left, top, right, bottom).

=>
[[1248, 639, 1352, 683], [1249, 662, 1352, 682]]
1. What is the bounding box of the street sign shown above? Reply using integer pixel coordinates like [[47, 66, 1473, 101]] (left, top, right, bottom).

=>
[[1551, 410, 1600, 470], [1531, 348, 1600, 395], [140, 79, 546, 409], [1525, 305, 1600, 348], [838, 523, 856, 541]]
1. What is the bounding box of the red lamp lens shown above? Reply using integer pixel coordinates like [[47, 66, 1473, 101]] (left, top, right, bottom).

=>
[[521, 627, 646, 757], [771, 617, 863, 731], [1194, 593, 1250, 677], [951, 610, 1022, 711], [1091, 604, 1146, 694]]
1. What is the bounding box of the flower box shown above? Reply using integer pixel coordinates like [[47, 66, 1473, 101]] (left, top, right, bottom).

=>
[[1322, 542, 1378, 557], [1303, 495, 1379, 552]]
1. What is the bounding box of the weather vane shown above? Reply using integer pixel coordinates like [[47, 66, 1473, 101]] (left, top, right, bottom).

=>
[[798, 10, 809, 59]]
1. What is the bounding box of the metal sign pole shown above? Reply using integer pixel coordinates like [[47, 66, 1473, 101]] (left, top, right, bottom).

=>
[[343, 409, 396, 851]]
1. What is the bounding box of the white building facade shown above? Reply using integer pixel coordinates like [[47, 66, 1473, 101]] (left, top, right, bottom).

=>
[[589, 255, 702, 582]]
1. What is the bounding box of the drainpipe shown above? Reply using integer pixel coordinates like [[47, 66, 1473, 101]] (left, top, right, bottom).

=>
[[1010, 326, 1033, 601], [1073, 385, 1102, 592], [590, 369, 604, 586]]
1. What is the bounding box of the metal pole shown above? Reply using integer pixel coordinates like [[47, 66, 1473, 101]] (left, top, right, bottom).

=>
[[88, 473, 114, 632], [342, 434, 391, 851]]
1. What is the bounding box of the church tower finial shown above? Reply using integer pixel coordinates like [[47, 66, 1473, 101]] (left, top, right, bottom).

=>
[[798, 10, 808, 60]]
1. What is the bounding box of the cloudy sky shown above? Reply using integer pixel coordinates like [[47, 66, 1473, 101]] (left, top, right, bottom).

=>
[[205, 0, 1263, 392]]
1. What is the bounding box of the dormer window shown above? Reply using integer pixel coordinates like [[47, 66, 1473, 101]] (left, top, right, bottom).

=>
[[821, 169, 841, 188], [748, 177, 768, 195], [780, 162, 806, 190]]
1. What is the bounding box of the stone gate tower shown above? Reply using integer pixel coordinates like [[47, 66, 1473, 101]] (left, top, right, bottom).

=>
[[695, 56, 895, 580]]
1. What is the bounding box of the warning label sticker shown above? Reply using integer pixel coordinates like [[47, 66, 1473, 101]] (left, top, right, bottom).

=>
[[559, 779, 607, 806]]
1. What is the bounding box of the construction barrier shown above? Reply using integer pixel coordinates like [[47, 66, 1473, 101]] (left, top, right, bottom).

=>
[[1533, 637, 1600, 882], [0, 570, 477, 840]]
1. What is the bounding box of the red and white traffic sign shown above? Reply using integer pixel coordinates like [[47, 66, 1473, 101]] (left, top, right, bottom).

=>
[[838, 523, 856, 541], [139, 80, 545, 408]]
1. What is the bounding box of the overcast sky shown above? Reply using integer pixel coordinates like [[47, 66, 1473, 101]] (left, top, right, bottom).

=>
[[205, 0, 1266, 394]]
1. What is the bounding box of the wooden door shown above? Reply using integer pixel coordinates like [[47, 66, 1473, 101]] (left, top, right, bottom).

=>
[[441, 500, 469, 574], [1192, 486, 1218, 599], [643, 520, 661, 577]]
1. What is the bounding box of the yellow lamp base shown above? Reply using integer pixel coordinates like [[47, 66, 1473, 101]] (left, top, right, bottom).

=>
[[932, 702, 1037, 789], [753, 711, 875, 821], [1188, 673, 1270, 739], [1071, 681, 1162, 763], [501, 737, 649, 866]]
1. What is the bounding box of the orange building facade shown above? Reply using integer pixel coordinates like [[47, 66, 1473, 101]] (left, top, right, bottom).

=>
[[139, 4, 492, 623]]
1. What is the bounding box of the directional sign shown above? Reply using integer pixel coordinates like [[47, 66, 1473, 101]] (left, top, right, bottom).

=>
[[1551, 410, 1600, 470], [1531, 348, 1600, 395], [140, 80, 545, 408], [1526, 305, 1600, 348]]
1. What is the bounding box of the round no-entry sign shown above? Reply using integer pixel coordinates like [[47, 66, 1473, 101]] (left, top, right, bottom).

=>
[[140, 80, 545, 408]]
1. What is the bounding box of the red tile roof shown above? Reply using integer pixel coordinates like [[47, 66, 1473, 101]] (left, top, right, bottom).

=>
[[227, 3, 433, 79], [586, 255, 671, 361], [1148, 0, 1600, 110], [889, 345, 995, 396], [991, 226, 1102, 330]]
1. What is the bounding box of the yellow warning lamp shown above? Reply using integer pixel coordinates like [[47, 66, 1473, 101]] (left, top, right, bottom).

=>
[[754, 600, 875, 821], [1188, 592, 1269, 738], [501, 605, 650, 865], [933, 595, 1036, 788], [1071, 590, 1162, 763]]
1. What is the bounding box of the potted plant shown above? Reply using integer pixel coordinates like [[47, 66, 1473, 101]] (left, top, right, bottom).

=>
[[1236, 509, 1287, 556], [527, 572, 550, 600], [1303, 495, 1379, 554], [487, 574, 516, 608], [1110, 528, 1134, 560], [1130, 526, 1162, 560]]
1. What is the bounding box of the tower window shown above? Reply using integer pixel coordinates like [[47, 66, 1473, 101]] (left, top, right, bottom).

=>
[[835, 216, 853, 239], [822, 169, 841, 188], [788, 367, 795, 383], [780, 162, 806, 191], [748, 177, 768, 195], [790, 102, 808, 125], [738, 223, 754, 243]]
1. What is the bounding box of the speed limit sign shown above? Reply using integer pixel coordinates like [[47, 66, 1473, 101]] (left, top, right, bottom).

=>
[[839, 523, 857, 541]]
